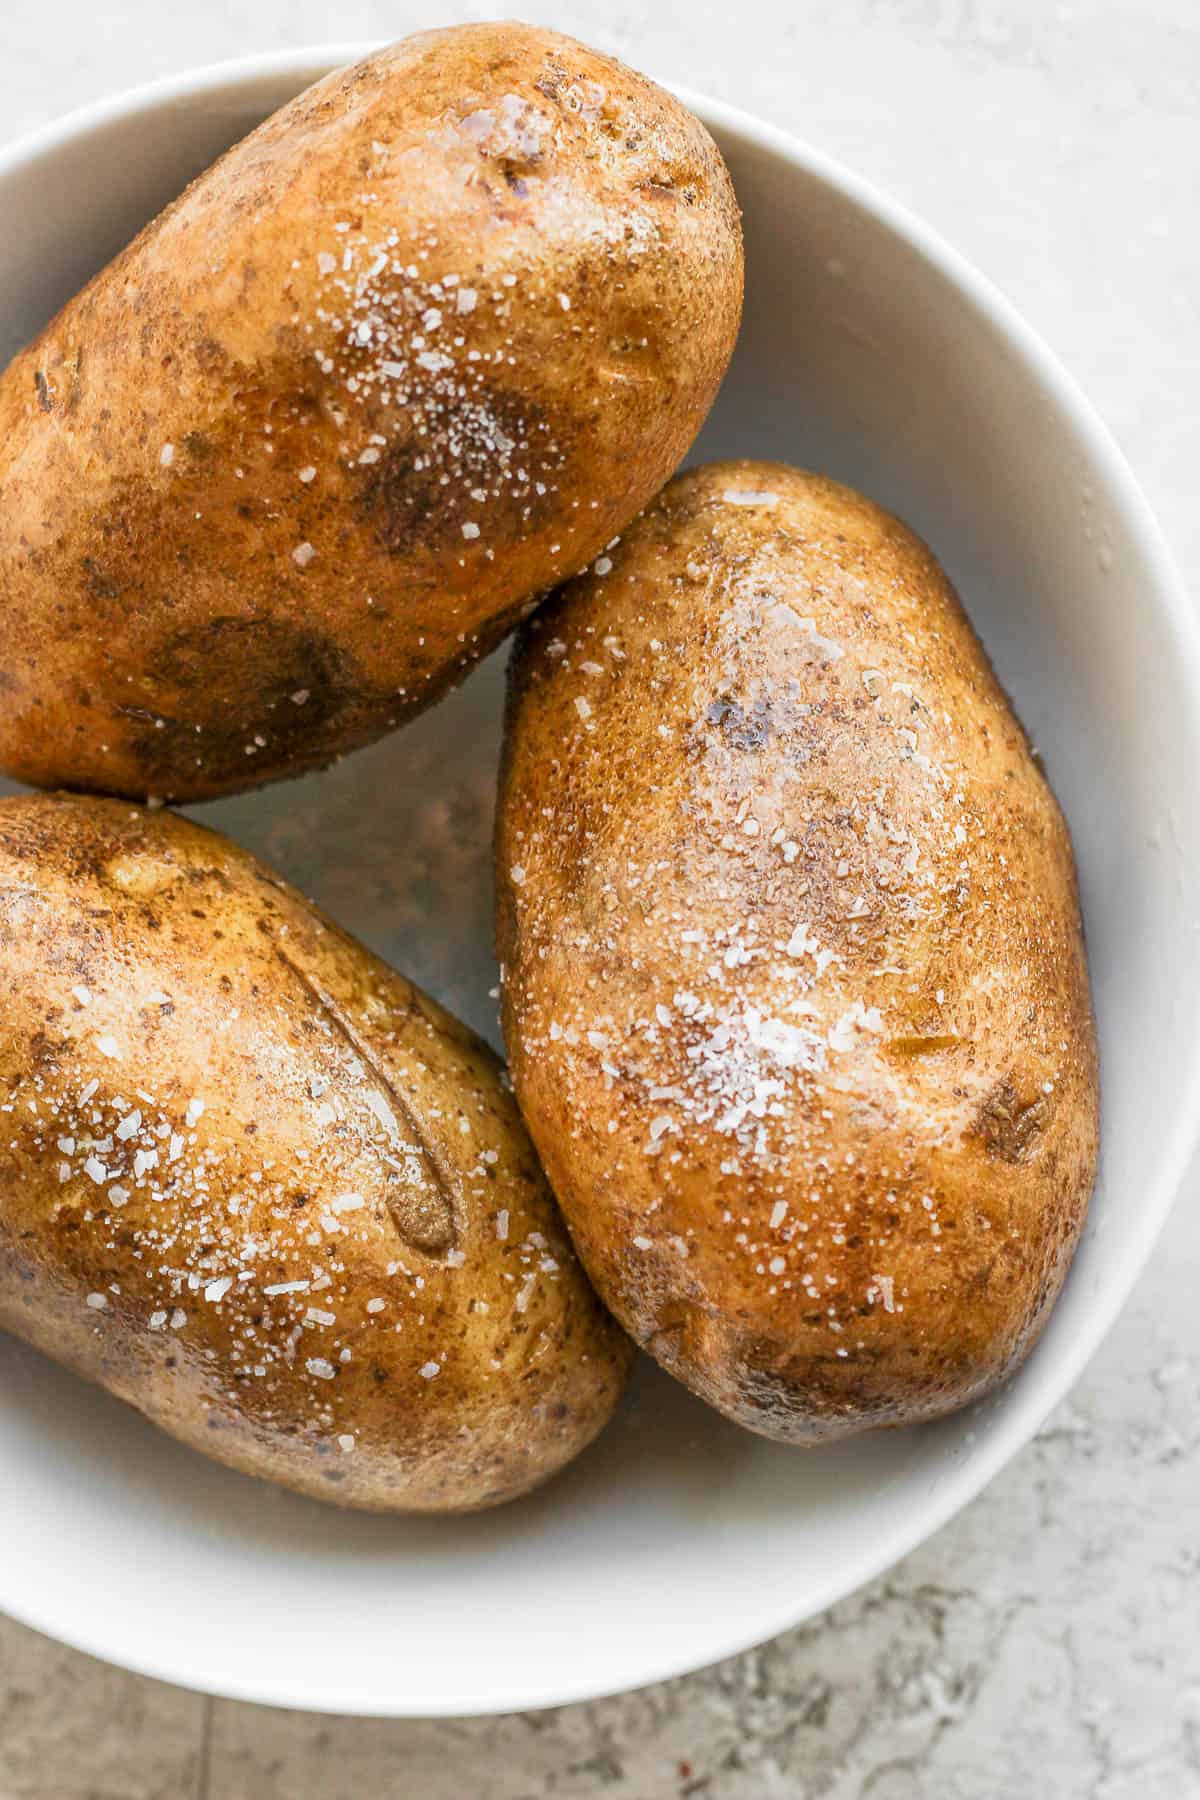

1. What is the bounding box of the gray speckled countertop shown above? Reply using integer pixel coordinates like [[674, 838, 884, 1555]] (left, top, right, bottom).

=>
[[2, 2, 1199, 1794]]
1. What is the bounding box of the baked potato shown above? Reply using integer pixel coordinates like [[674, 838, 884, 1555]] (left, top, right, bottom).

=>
[[0, 792, 632, 1510], [496, 460, 1099, 1443], [0, 24, 742, 801]]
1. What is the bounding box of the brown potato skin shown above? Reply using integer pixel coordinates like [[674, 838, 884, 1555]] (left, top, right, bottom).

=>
[[0, 25, 742, 802], [0, 794, 632, 1511], [497, 461, 1099, 1444]]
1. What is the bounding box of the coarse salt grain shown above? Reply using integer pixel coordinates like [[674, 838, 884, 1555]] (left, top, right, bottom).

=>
[[86, 1292, 108, 1311], [292, 541, 316, 568], [419, 1361, 440, 1380], [722, 488, 779, 507], [872, 1274, 896, 1313], [306, 1358, 336, 1380]]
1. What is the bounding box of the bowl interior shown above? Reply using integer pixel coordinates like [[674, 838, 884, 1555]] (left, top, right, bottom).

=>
[[0, 51, 1196, 1717]]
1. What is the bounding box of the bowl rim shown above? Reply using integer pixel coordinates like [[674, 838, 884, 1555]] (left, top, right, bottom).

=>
[[1, 41, 1198, 1718]]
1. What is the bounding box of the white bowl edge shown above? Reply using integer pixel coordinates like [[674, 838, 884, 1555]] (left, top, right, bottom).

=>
[[0, 43, 1195, 1715]]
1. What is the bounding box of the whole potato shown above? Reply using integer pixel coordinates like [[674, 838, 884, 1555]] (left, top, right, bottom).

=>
[[0, 25, 741, 801], [497, 461, 1099, 1444], [0, 793, 632, 1511]]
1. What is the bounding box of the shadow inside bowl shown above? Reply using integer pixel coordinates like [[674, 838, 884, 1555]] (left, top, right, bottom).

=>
[[0, 1323, 941, 1564]]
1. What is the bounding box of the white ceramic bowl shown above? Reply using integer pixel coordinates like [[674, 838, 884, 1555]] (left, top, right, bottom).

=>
[[0, 46, 1196, 1719]]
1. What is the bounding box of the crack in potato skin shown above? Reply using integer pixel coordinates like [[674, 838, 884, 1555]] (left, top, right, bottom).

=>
[[0, 793, 632, 1512]]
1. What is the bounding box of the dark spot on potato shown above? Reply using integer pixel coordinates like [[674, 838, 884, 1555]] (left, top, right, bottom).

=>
[[82, 559, 120, 600], [972, 1078, 1047, 1164], [355, 385, 561, 558], [355, 437, 447, 555], [118, 616, 370, 791], [34, 370, 51, 412], [887, 1034, 961, 1059], [534, 59, 568, 101], [706, 694, 772, 750]]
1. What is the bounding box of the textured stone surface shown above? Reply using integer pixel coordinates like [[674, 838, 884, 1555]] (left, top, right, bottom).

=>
[[2, 0, 1199, 1794], [0, 1620, 206, 1800]]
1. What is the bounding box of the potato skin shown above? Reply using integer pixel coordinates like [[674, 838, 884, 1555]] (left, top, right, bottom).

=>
[[0, 794, 631, 1511], [497, 461, 1099, 1444], [0, 26, 741, 802]]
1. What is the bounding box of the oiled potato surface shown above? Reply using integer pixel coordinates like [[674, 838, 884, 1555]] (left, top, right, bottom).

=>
[[497, 461, 1099, 1442], [0, 794, 631, 1510], [0, 25, 742, 799]]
